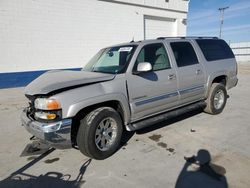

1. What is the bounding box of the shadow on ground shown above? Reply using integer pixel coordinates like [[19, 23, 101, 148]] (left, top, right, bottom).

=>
[[137, 108, 204, 134], [0, 148, 91, 188], [127, 109, 229, 188], [119, 108, 204, 154], [175, 149, 228, 188]]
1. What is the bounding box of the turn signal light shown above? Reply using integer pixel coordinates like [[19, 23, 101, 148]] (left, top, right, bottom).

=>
[[47, 113, 57, 120], [47, 100, 61, 110]]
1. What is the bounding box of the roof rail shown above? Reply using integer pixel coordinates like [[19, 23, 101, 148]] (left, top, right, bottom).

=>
[[157, 36, 219, 40], [129, 40, 142, 43], [157, 37, 185, 40]]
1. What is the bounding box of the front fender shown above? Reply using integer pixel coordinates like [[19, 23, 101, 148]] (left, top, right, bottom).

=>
[[66, 93, 131, 125]]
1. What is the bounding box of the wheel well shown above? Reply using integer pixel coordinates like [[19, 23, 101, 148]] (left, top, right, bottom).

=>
[[71, 101, 125, 146], [212, 75, 227, 86]]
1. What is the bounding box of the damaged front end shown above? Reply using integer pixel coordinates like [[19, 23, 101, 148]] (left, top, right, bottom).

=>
[[21, 93, 72, 149], [21, 105, 72, 149], [21, 70, 115, 149]]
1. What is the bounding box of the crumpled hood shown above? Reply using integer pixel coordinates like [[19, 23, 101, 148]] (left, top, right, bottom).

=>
[[25, 70, 115, 95]]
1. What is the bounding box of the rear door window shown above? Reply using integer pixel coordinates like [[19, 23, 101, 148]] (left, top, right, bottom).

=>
[[196, 39, 235, 61], [170, 42, 199, 67]]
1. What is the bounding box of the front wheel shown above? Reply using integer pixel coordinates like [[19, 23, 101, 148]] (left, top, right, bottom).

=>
[[76, 107, 123, 160], [204, 83, 227, 115]]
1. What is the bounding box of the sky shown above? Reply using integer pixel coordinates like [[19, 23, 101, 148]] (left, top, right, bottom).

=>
[[187, 0, 250, 43]]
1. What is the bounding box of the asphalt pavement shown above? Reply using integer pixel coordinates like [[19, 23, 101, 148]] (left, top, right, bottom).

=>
[[0, 69, 249, 188]]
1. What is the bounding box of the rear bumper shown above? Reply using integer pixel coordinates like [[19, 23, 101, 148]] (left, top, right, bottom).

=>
[[21, 108, 72, 149]]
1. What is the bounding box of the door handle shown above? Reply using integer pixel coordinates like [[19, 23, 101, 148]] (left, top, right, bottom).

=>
[[196, 69, 202, 75], [168, 74, 176, 80]]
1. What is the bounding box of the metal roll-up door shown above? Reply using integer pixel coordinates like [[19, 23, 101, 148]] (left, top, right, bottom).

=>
[[144, 15, 176, 40]]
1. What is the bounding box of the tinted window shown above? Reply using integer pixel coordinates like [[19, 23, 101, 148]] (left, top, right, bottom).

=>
[[170, 42, 199, 67], [196, 39, 235, 61], [135, 43, 171, 71]]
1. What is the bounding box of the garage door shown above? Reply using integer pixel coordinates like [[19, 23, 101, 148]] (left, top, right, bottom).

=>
[[144, 15, 176, 40]]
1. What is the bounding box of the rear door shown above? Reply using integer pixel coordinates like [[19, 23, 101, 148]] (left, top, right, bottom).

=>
[[127, 42, 179, 121], [169, 41, 206, 105]]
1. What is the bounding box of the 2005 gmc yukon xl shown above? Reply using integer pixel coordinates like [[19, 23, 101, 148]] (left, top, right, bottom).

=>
[[21, 37, 238, 159]]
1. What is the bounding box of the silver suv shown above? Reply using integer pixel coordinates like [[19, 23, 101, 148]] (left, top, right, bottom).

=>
[[21, 37, 238, 159]]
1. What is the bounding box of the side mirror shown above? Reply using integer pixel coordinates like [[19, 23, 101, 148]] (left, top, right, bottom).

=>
[[135, 62, 152, 74]]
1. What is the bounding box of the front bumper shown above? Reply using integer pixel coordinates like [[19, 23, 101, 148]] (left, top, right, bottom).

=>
[[21, 108, 72, 149]]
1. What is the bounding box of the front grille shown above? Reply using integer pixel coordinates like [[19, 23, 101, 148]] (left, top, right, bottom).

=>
[[25, 95, 36, 118], [28, 102, 35, 117]]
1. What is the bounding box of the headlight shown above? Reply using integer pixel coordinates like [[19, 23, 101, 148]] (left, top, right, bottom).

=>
[[34, 98, 61, 121], [35, 111, 58, 120], [34, 98, 61, 110]]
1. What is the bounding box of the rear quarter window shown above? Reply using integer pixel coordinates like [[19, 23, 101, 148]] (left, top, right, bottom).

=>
[[196, 39, 235, 61]]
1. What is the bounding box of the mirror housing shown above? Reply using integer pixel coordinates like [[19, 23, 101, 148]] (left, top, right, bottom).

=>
[[134, 62, 152, 74]]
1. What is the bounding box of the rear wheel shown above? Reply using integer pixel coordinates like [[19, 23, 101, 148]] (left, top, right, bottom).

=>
[[204, 83, 227, 115], [76, 107, 123, 160]]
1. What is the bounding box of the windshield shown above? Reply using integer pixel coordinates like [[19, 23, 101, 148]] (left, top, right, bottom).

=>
[[83, 45, 137, 74]]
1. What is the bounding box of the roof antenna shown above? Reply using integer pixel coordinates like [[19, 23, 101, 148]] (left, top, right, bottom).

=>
[[130, 37, 134, 43]]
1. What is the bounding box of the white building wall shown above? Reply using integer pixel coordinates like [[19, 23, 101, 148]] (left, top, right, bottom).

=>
[[113, 0, 189, 11], [230, 42, 250, 63], [0, 0, 188, 73]]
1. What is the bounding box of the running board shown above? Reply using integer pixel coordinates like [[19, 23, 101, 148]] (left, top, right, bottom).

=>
[[127, 101, 206, 131]]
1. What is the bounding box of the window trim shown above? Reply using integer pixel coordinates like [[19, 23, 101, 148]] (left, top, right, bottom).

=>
[[133, 42, 172, 72], [170, 41, 199, 68]]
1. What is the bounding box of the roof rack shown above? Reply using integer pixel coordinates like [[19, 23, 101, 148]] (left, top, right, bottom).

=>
[[157, 36, 219, 40], [129, 40, 142, 43]]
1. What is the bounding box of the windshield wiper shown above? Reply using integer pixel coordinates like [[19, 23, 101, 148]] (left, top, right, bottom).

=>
[[92, 70, 114, 74]]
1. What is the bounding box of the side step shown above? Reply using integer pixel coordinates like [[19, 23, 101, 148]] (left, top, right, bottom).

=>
[[127, 101, 206, 131]]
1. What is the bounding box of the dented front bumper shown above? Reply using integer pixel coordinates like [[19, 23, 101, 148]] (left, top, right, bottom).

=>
[[21, 108, 72, 149]]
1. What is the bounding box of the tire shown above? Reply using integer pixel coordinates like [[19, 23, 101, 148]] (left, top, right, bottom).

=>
[[76, 107, 123, 160], [204, 83, 227, 115]]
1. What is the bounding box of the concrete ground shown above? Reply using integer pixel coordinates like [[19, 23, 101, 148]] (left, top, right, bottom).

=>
[[0, 67, 250, 188]]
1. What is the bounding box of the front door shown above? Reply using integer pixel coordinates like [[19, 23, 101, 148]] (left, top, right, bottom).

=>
[[127, 43, 179, 121]]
